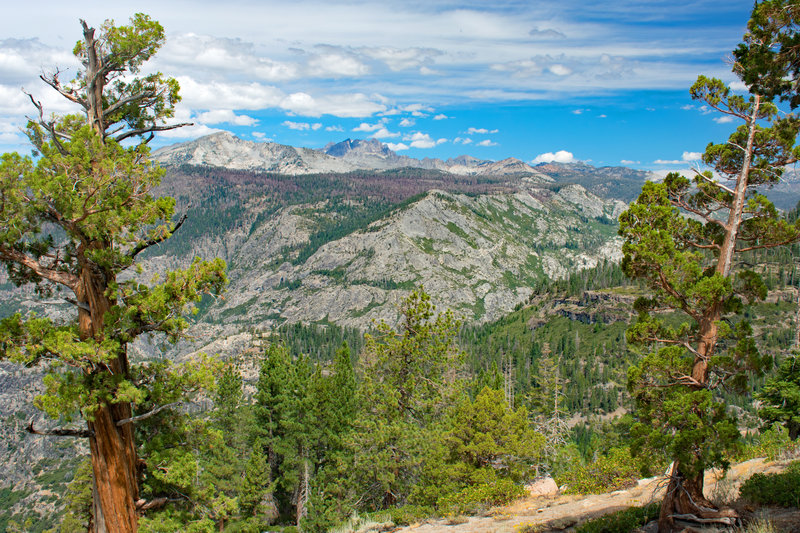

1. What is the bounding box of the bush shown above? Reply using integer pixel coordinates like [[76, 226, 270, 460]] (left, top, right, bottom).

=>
[[436, 474, 524, 515], [739, 462, 800, 507], [737, 423, 798, 461], [558, 447, 641, 495], [575, 503, 661, 533]]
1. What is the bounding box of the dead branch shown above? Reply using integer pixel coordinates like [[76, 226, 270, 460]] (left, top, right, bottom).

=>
[[116, 402, 182, 427], [26, 420, 93, 438]]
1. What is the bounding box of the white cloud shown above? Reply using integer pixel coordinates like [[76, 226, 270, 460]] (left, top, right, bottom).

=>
[[466, 127, 499, 135], [307, 46, 369, 77], [282, 120, 322, 130], [713, 116, 735, 124], [325, 125, 344, 132], [572, 109, 584, 115], [353, 120, 387, 132], [682, 151, 702, 161], [370, 127, 400, 139], [386, 142, 409, 151], [549, 64, 572, 76], [454, 137, 473, 145], [433, 114, 448, 120], [399, 118, 415, 127], [681, 104, 694, 110], [598, 114, 607, 118], [532, 150, 575, 164], [476, 139, 497, 147], [620, 159, 640, 165], [653, 159, 684, 165], [158, 123, 222, 139], [402, 103, 434, 117], [195, 109, 259, 126], [359, 46, 443, 71], [729, 80, 748, 92], [402, 131, 442, 148], [252, 132, 270, 140], [163, 34, 299, 81]]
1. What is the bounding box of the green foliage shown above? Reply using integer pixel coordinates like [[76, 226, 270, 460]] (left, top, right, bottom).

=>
[[757, 354, 800, 440], [739, 423, 798, 461], [739, 462, 800, 507], [733, 0, 800, 109], [558, 447, 642, 495], [574, 503, 661, 533]]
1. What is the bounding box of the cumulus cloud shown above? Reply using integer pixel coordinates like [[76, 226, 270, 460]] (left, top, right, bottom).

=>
[[402, 131, 445, 149], [162, 34, 299, 81], [307, 45, 370, 77], [682, 151, 702, 161], [620, 159, 640, 165], [252, 132, 271, 140], [196, 109, 259, 126], [433, 114, 448, 120], [402, 103, 434, 117], [454, 137, 473, 145], [532, 150, 576, 164], [353, 121, 383, 132], [399, 118, 415, 127], [653, 159, 684, 165], [713, 116, 735, 124], [476, 139, 497, 147], [549, 64, 572, 76], [158, 123, 223, 139], [283, 120, 322, 130], [466, 127, 498, 135], [386, 142, 409, 151], [359, 46, 443, 71], [325, 125, 344, 132]]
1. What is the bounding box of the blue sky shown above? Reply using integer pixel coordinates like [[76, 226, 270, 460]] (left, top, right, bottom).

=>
[[0, 0, 757, 171]]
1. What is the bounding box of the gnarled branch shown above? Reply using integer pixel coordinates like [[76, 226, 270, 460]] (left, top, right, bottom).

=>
[[27, 420, 93, 438]]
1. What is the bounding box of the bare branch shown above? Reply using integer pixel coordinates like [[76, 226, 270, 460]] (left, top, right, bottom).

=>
[[26, 420, 93, 438], [114, 123, 193, 144], [116, 402, 182, 427], [690, 168, 736, 195]]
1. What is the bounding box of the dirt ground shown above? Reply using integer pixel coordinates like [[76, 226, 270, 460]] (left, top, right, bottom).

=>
[[393, 458, 798, 533]]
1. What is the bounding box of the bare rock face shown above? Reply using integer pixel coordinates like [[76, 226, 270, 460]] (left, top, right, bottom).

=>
[[526, 477, 559, 498], [150, 183, 625, 360], [155, 132, 557, 178], [153, 131, 358, 174]]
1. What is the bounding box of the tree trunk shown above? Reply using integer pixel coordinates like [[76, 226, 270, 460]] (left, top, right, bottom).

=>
[[658, 461, 712, 532], [78, 243, 140, 533]]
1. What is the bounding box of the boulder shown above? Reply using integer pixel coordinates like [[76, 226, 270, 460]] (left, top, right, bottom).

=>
[[526, 476, 559, 498]]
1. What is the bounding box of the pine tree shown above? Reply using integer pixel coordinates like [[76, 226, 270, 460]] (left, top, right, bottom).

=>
[[757, 354, 800, 439], [619, 2, 800, 528], [0, 14, 225, 532]]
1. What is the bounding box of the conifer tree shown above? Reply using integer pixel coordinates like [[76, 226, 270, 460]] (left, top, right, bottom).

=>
[[619, 2, 800, 529], [0, 14, 226, 532]]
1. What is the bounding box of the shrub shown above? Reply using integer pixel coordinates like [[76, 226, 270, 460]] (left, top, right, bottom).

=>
[[739, 462, 800, 507], [737, 423, 798, 461], [575, 503, 661, 533], [558, 447, 641, 495], [436, 474, 523, 515]]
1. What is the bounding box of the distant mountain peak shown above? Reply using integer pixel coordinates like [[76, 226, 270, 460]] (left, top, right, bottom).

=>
[[324, 138, 393, 158]]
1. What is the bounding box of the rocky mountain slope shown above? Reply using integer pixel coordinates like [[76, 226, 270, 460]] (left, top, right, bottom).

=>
[[154, 132, 556, 178]]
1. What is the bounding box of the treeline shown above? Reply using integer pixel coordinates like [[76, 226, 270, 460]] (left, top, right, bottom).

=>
[[58, 290, 550, 532]]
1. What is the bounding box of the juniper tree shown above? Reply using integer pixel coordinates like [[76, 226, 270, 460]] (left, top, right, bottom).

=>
[[0, 14, 225, 532], [619, 2, 800, 529]]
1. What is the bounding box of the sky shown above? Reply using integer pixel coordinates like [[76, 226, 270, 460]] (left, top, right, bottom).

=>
[[0, 0, 761, 171]]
